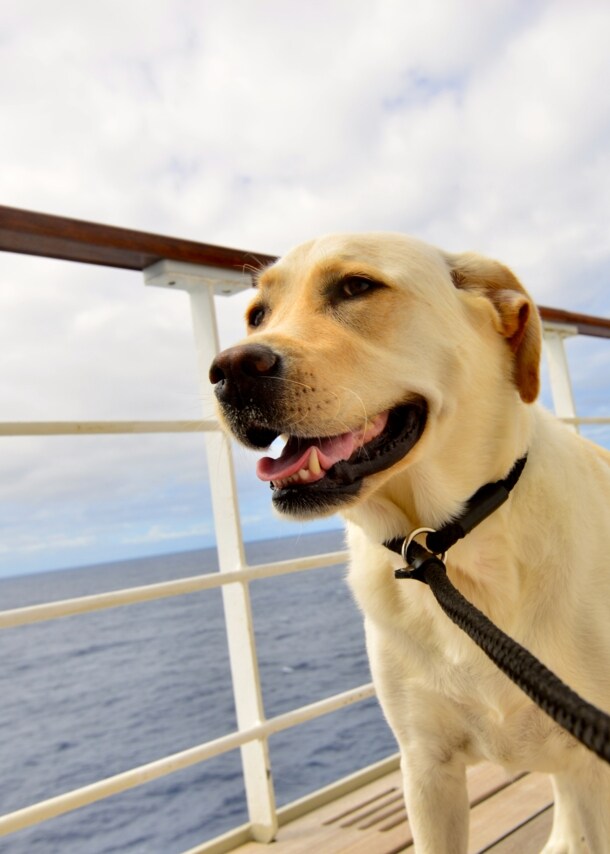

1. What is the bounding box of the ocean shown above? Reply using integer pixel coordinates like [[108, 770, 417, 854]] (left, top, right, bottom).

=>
[[0, 530, 396, 854]]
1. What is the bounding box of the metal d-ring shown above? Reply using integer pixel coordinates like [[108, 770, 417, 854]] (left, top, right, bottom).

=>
[[403, 527, 447, 565]]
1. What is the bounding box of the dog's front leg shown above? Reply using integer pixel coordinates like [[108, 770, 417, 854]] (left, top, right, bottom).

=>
[[363, 620, 471, 851], [543, 760, 610, 853], [401, 748, 469, 854]]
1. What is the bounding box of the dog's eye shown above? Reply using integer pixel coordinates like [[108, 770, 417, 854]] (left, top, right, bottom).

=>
[[247, 305, 267, 328], [340, 276, 375, 299]]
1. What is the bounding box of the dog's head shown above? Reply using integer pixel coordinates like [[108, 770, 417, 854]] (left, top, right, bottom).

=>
[[209, 233, 541, 519]]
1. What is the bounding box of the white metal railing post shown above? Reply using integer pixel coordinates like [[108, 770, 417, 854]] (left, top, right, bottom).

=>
[[542, 322, 579, 433], [144, 261, 278, 842]]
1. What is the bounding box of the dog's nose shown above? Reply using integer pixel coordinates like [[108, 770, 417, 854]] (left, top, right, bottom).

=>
[[209, 344, 282, 403]]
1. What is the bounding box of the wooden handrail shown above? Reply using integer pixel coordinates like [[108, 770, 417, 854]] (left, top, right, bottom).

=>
[[538, 305, 610, 339], [1, 205, 609, 338], [0, 205, 274, 274]]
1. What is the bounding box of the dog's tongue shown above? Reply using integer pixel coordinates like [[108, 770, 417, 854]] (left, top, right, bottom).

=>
[[256, 433, 356, 482], [256, 412, 389, 483]]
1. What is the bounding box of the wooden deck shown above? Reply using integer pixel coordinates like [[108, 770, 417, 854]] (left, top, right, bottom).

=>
[[235, 762, 554, 854]]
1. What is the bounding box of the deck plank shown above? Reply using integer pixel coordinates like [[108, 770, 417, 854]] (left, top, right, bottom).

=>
[[483, 806, 553, 853], [235, 761, 542, 854], [467, 773, 553, 853]]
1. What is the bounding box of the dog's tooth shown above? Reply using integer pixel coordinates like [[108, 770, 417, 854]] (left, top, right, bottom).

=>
[[299, 468, 310, 481], [309, 448, 321, 475]]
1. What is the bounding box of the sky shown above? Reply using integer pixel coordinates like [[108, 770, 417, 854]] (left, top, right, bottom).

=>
[[1, 0, 610, 576]]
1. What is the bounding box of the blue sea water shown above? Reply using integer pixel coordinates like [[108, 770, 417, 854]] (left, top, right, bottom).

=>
[[0, 530, 396, 853]]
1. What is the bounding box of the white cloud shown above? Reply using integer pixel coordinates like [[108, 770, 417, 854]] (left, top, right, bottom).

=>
[[2, 0, 610, 573], [123, 522, 213, 545]]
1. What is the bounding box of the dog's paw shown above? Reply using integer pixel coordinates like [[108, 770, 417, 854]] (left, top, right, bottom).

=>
[[540, 838, 588, 854]]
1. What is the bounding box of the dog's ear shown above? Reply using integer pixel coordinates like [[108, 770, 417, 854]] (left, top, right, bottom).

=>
[[448, 253, 541, 403]]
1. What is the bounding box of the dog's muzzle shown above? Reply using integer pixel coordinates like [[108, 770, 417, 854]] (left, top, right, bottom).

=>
[[209, 342, 428, 517]]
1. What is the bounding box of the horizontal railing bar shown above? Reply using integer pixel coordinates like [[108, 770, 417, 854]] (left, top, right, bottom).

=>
[[539, 305, 610, 340], [0, 205, 274, 273], [558, 416, 610, 425], [0, 415, 608, 437], [0, 682, 375, 837], [0, 420, 216, 436], [0, 550, 349, 629], [1, 209, 609, 341]]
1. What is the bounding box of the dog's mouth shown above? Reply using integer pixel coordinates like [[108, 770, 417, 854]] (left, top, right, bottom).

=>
[[254, 399, 428, 516]]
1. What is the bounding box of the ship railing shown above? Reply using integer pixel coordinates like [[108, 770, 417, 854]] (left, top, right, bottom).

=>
[[0, 206, 609, 854]]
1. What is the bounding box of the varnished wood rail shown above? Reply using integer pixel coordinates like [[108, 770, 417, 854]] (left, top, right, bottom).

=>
[[1, 205, 610, 340]]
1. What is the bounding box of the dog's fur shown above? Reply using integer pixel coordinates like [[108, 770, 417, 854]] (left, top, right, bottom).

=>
[[211, 233, 610, 852]]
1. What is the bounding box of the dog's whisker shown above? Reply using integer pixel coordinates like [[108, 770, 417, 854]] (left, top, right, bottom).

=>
[[336, 385, 371, 436], [242, 256, 271, 279]]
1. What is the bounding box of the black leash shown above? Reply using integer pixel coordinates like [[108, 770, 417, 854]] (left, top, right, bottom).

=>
[[383, 455, 610, 765]]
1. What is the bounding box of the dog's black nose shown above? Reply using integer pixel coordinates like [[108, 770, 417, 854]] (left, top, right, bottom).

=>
[[209, 344, 282, 403]]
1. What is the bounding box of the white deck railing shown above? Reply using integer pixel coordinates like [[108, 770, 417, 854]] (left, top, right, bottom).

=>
[[1, 207, 609, 853]]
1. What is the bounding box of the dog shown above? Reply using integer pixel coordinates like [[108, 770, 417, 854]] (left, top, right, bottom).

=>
[[209, 233, 610, 852]]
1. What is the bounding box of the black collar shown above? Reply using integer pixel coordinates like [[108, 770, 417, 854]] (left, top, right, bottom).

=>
[[384, 455, 528, 559]]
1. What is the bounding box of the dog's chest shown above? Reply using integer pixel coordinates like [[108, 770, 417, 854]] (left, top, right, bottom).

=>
[[362, 587, 564, 772], [346, 526, 573, 770]]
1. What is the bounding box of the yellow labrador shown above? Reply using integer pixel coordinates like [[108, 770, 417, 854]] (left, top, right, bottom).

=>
[[209, 233, 610, 853]]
